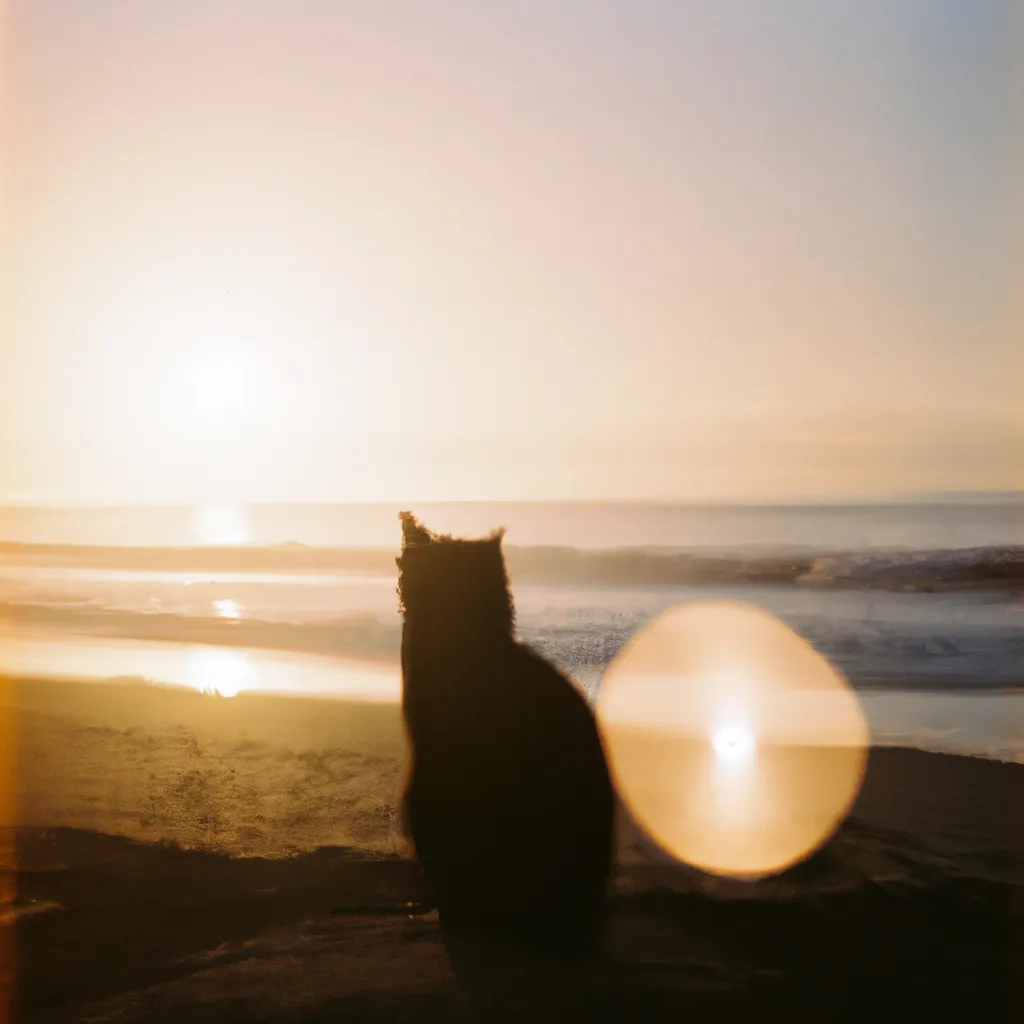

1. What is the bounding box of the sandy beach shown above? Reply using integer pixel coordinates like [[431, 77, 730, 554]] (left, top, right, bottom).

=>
[[3, 675, 1021, 1022]]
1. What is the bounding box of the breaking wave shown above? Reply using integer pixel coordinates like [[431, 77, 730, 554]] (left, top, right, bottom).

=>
[[2, 541, 1022, 590]]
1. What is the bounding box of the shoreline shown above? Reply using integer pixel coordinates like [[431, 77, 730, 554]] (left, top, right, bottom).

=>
[[3, 541, 1022, 592]]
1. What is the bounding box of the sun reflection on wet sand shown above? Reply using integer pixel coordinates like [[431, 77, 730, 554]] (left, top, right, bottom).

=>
[[0, 634, 401, 704], [598, 601, 869, 879], [187, 647, 251, 697], [213, 598, 242, 620]]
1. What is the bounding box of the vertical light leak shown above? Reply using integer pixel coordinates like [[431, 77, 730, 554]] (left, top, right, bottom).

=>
[[0, 0, 19, 955], [0, 671, 16, 1020]]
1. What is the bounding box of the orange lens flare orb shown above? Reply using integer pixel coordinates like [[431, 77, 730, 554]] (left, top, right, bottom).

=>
[[597, 601, 869, 879]]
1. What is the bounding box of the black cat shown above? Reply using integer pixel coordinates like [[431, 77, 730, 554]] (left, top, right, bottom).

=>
[[396, 511, 614, 974]]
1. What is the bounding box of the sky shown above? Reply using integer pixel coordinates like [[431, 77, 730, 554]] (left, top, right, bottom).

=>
[[1, 0, 1020, 503]]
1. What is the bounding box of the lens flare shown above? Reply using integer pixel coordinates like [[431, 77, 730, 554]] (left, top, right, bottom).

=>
[[1, 672, 16, 1017], [712, 723, 756, 764], [597, 600, 869, 879]]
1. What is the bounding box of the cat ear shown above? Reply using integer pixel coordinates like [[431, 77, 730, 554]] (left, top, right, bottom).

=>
[[489, 527, 506, 546], [399, 511, 433, 548]]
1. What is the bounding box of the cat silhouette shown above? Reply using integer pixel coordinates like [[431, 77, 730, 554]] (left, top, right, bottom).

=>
[[396, 511, 615, 982]]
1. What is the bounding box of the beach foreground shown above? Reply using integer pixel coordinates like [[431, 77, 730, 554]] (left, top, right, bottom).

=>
[[3, 677, 1022, 1022]]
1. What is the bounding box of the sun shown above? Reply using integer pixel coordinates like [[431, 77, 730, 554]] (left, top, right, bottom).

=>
[[188, 350, 256, 419]]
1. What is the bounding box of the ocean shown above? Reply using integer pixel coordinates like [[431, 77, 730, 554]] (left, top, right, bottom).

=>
[[1, 496, 1021, 549], [2, 498, 1021, 761]]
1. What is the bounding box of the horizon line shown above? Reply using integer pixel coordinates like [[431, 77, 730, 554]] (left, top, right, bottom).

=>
[[1, 489, 1021, 510]]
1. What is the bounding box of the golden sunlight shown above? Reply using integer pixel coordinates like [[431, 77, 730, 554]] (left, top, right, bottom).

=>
[[597, 601, 869, 879]]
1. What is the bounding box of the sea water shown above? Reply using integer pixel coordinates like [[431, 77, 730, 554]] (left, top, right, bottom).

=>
[[1, 499, 1020, 760]]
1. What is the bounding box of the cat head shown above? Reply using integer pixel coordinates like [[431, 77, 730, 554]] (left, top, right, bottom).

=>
[[396, 512, 513, 633]]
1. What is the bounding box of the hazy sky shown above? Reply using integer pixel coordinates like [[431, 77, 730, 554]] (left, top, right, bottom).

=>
[[2, 0, 1020, 502]]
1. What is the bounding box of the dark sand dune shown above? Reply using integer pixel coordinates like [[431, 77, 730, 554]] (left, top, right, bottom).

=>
[[3, 678, 1022, 1021]]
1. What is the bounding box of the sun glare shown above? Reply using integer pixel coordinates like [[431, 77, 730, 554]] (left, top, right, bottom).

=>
[[192, 503, 252, 545]]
